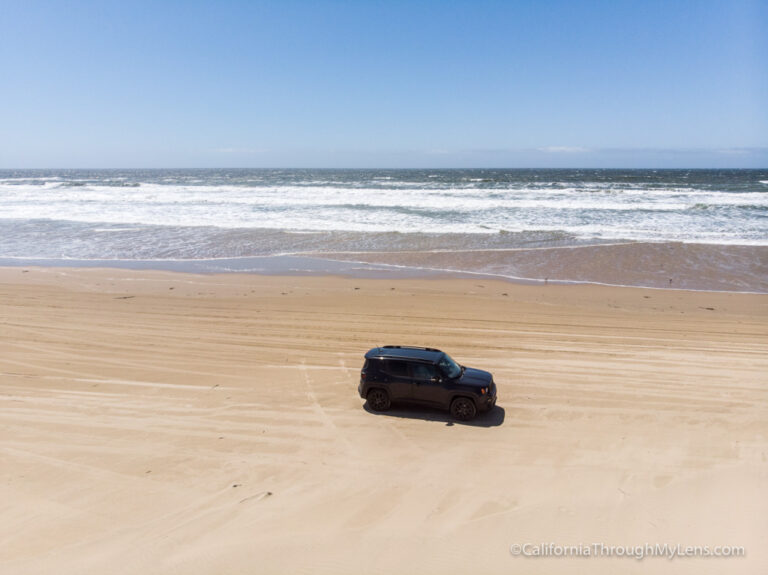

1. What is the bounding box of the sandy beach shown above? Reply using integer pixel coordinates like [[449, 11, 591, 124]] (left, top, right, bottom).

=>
[[1, 266, 766, 574]]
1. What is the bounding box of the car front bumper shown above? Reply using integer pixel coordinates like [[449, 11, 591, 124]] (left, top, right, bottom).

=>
[[480, 381, 497, 411]]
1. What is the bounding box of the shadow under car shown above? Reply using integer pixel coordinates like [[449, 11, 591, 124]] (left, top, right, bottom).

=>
[[363, 402, 505, 427]]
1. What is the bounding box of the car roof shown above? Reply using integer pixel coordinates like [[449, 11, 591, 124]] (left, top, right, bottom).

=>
[[364, 346, 444, 363]]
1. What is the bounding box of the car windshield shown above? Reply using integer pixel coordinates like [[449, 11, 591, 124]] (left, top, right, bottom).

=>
[[438, 353, 462, 379]]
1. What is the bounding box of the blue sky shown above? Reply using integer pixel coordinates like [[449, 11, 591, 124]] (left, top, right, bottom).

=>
[[1, 0, 766, 168]]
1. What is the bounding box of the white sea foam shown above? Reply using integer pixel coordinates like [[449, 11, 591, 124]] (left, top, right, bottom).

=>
[[0, 170, 766, 250]]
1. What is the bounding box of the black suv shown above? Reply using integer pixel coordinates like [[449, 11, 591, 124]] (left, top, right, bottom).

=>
[[358, 346, 497, 421]]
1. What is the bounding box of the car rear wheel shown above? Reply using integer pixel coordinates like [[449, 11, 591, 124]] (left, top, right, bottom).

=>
[[367, 388, 391, 411], [450, 397, 476, 421]]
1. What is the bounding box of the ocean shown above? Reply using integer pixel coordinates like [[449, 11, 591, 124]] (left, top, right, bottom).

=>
[[1, 168, 766, 291]]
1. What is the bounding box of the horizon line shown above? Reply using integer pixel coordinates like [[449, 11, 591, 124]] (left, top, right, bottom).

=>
[[2, 166, 767, 171]]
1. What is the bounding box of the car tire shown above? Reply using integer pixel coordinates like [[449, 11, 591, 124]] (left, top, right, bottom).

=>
[[450, 397, 477, 421], [367, 388, 391, 412]]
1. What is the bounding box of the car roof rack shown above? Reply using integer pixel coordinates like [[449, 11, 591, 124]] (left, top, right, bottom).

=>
[[381, 345, 442, 352]]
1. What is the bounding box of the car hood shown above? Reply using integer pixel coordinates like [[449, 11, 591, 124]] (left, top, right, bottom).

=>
[[457, 366, 493, 387]]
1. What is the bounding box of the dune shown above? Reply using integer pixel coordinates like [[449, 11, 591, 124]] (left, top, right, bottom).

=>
[[1, 267, 766, 574]]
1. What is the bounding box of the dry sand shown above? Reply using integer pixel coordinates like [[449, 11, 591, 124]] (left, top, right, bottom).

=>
[[1, 267, 766, 574]]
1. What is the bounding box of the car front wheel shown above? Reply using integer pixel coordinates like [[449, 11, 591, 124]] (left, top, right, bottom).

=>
[[450, 397, 477, 421], [367, 388, 391, 412]]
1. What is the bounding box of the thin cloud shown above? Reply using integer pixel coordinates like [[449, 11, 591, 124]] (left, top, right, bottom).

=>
[[715, 148, 765, 156], [212, 147, 268, 155], [537, 146, 591, 154]]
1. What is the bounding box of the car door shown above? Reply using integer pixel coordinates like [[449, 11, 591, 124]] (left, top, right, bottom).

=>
[[378, 360, 413, 401], [408, 362, 445, 406]]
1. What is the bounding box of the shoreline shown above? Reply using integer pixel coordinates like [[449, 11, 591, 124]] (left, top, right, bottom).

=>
[[1, 238, 766, 294]]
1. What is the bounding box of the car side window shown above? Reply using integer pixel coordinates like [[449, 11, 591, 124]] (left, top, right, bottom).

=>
[[410, 363, 437, 381], [380, 360, 409, 377]]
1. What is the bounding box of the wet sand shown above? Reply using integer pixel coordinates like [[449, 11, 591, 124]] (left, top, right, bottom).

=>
[[315, 242, 768, 293], [2, 242, 766, 293], [1, 267, 766, 574]]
